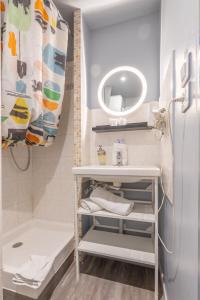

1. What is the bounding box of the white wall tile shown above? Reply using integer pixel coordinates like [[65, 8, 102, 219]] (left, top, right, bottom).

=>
[[32, 87, 74, 224], [2, 146, 32, 234], [88, 103, 160, 166]]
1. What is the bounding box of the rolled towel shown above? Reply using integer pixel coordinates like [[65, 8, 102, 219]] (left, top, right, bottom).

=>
[[13, 255, 53, 289], [90, 187, 134, 216], [80, 198, 102, 213]]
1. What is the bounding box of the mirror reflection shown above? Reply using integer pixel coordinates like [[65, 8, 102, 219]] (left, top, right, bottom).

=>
[[101, 69, 144, 113]]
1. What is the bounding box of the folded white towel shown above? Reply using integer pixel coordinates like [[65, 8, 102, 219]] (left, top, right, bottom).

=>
[[90, 187, 134, 216], [80, 198, 102, 212], [13, 255, 53, 289]]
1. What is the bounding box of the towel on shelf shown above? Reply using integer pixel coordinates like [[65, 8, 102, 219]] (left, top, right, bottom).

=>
[[90, 187, 134, 216], [80, 198, 102, 212], [13, 255, 53, 289]]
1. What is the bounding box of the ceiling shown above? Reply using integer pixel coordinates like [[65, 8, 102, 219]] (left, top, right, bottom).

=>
[[55, 0, 161, 30]]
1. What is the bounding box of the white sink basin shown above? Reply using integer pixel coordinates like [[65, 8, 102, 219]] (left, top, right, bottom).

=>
[[72, 165, 160, 177]]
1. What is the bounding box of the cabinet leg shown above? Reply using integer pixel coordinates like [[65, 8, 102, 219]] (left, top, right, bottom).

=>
[[74, 175, 80, 282], [155, 264, 158, 300], [75, 250, 80, 282]]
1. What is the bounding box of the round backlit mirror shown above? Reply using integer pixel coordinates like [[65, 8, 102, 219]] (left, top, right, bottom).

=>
[[98, 66, 147, 116]]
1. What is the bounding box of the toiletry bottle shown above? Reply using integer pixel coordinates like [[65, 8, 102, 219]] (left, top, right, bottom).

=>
[[120, 138, 128, 166], [112, 139, 122, 166], [97, 145, 106, 165], [112, 139, 128, 166]]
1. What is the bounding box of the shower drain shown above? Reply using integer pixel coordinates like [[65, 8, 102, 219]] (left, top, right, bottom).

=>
[[12, 242, 23, 248]]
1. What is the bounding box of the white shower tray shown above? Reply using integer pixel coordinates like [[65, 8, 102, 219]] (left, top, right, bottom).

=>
[[2, 219, 74, 299]]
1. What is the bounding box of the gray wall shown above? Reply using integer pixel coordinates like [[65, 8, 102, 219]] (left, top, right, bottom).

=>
[[160, 0, 199, 300], [88, 11, 160, 109]]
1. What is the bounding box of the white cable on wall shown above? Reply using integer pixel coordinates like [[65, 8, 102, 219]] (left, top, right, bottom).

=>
[[167, 113, 186, 282], [158, 169, 174, 255], [158, 97, 185, 255]]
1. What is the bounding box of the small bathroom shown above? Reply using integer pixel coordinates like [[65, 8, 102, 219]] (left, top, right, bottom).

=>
[[0, 0, 200, 300]]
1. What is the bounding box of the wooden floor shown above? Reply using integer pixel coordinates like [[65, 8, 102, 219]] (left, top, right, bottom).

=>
[[51, 256, 163, 300]]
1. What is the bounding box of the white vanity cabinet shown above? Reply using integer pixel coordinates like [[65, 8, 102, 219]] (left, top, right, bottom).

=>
[[72, 166, 160, 300]]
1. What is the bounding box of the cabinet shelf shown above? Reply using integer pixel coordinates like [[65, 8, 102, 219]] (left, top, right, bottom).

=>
[[78, 202, 155, 223], [92, 122, 153, 133], [78, 229, 155, 266]]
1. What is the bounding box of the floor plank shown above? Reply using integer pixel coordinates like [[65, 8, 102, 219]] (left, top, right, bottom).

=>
[[51, 256, 162, 300]]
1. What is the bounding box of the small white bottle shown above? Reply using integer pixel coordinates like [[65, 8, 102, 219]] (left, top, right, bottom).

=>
[[112, 139, 128, 166], [112, 139, 122, 166], [120, 138, 128, 166]]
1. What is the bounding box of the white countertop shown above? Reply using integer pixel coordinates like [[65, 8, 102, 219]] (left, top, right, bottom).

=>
[[72, 165, 161, 177]]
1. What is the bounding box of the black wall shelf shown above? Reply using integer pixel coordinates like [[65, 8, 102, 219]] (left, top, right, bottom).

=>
[[92, 122, 153, 133]]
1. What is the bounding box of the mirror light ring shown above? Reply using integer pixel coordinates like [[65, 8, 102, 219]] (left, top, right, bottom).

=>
[[98, 66, 147, 117]]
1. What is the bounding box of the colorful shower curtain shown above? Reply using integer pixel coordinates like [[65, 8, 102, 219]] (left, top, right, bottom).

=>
[[1, 0, 68, 147]]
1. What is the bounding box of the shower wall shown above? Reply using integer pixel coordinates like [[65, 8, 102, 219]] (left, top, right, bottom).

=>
[[1, 6, 75, 233], [1, 60, 74, 232], [2, 146, 32, 233], [32, 61, 74, 224]]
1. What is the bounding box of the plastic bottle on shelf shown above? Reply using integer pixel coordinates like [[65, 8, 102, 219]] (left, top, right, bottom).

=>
[[112, 139, 128, 166], [97, 145, 106, 165], [120, 138, 128, 166]]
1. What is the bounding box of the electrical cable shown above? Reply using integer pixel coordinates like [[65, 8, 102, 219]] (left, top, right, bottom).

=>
[[167, 113, 186, 283], [158, 193, 165, 213], [158, 169, 166, 213], [9, 145, 31, 172], [158, 97, 184, 255], [158, 233, 173, 255], [167, 97, 184, 145], [158, 168, 174, 254]]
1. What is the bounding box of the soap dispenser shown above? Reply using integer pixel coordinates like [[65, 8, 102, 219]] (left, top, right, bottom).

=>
[[120, 138, 128, 166], [97, 145, 106, 165]]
